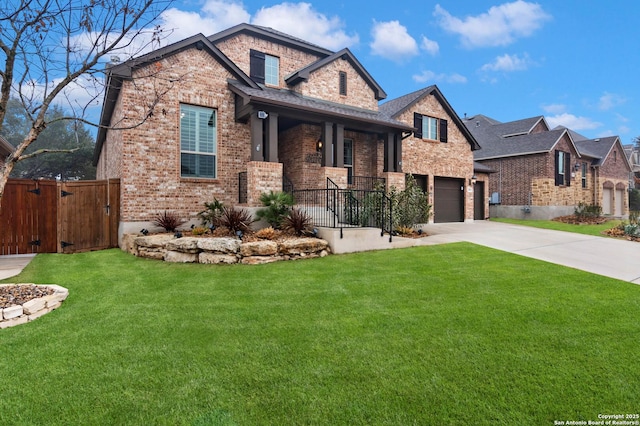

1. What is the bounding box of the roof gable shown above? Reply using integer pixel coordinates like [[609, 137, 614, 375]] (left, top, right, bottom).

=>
[[380, 85, 481, 150], [576, 136, 632, 170], [473, 128, 570, 160], [285, 48, 386, 100]]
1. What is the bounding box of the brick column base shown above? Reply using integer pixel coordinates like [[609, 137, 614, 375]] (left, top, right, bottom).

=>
[[246, 161, 283, 206], [382, 172, 405, 191]]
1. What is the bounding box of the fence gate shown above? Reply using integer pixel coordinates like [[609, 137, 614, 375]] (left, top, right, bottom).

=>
[[0, 178, 120, 255], [59, 179, 120, 253], [0, 179, 58, 255]]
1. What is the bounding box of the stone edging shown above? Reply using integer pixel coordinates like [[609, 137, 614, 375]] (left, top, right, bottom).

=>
[[0, 284, 69, 329], [122, 234, 331, 265]]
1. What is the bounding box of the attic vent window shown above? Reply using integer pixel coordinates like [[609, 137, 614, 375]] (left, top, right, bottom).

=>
[[339, 71, 347, 96]]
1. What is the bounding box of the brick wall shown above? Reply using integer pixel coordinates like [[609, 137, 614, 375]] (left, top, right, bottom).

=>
[[246, 161, 283, 205], [215, 34, 323, 88], [294, 58, 378, 110], [101, 47, 252, 223], [394, 92, 475, 221]]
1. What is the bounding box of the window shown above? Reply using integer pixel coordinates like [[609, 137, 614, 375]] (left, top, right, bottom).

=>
[[344, 138, 353, 184], [180, 104, 217, 179], [250, 49, 279, 85], [413, 113, 448, 142], [581, 162, 587, 188], [339, 71, 347, 96], [555, 150, 570, 186]]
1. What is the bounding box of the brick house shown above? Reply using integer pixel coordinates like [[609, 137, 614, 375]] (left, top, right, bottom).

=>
[[465, 114, 631, 219], [94, 24, 480, 238], [0, 135, 12, 163]]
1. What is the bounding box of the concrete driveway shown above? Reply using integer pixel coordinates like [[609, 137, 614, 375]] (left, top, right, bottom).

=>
[[421, 221, 640, 284]]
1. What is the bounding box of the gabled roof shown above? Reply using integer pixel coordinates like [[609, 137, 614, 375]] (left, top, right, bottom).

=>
[[473, 128, 570, 160], [228, 80, 412, 133], [0, 135, 13, 159], [553, 125, 589, 141], [208, 23, 333, 57], [575, 136, 632, 170], [285, 48, 387, 100], [379, 85, 481, 150], [94, 33, 257, 164], [491, 116, 547, 137]]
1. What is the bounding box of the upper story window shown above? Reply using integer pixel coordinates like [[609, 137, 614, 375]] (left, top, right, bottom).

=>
[[413, 113, 448, 142], [339, 71, 347, 96], [250, 49, 279, 86], [180, 104, 217, 179], [555, 150, 570, 186]]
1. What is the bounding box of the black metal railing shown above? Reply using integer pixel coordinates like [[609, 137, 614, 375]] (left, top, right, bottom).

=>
[[349, 176, 386, 191], [291, 183, 394, 241]]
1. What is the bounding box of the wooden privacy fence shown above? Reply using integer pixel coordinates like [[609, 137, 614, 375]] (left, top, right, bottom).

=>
[[0, 178, 120, 255]]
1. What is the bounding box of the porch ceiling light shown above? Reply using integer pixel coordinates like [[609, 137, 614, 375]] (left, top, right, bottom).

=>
[[316, 139, 323, 152]]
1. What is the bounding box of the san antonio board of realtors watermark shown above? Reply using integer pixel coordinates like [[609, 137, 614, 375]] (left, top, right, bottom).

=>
[[554, 413, 639, 425]]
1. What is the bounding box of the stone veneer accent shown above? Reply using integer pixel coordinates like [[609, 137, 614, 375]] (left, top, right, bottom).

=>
[[123, 234, 331, 265], [0, 284, 69, 329]]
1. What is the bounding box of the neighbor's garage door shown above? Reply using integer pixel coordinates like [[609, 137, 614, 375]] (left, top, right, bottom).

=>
[[434, 177, 464, 222]]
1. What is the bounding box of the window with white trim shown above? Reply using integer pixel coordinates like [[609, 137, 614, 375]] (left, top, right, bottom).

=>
[[413, 112, 448, 142], [581, 162, 587, 188], [555, 150, 570, 186], [250, 50, 279, 86], [180, 104, 217, 179]]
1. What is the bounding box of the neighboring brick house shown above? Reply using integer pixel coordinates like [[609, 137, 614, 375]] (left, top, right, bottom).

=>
[[94, 24, 480, 238], [0, 135, 12, 164], [465, 114, 631, 219]]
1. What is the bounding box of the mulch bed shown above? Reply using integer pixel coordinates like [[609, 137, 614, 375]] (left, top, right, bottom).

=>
[[0, 284, 54, 309], [552, 215, 609, 225]]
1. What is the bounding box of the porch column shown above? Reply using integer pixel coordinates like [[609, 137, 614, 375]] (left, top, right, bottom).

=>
[[384, 132, 394, 172], [265, 112, 279, 163], [250, 112, 263, 161], [334, 123, 344, 168], [395, 133, 403, 173], [321, 121, 333, 167]]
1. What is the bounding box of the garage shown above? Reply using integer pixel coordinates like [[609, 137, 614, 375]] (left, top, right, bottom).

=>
[[434, 177, 465, 222]]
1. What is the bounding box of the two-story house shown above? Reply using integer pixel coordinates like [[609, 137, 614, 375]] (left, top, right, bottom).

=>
[[466, 114, 631, 219], [94, 24, 480, 239]]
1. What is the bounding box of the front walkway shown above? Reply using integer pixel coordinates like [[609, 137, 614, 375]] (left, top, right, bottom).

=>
[[0, 254, 36, 280]]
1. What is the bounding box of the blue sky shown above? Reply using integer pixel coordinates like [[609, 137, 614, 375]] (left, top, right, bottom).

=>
[[125, 1, 640, 143]]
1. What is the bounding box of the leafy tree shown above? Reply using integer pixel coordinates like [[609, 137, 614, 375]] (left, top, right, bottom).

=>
[[0, 0, 175, 207], [2, 98, 95, 179]]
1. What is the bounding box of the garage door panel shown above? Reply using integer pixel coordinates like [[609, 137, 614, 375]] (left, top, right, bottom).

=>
[[434, 177, 464, 223]]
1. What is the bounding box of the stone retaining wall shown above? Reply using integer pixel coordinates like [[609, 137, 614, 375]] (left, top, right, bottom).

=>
[[122, 234, 331, 265], [0, 284, 69, 329]]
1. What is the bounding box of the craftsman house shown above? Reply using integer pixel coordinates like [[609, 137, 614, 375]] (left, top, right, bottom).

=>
[[465, 114, 631, 219], [94, 23, 481, 239]]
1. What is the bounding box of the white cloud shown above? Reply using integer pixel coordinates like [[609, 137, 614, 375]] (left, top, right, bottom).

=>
[[434, 1, 551, 48], [413, 70, 467, 84], [251, 3, 358, 50], [545, 113, 602, 131], [370, 20, 418, 63], [480, 53, 533, 72], [598, 92, 626, 111], [541, 103, 566, 115], [420, 36, 439, 55], [161, 1, 250, 42]]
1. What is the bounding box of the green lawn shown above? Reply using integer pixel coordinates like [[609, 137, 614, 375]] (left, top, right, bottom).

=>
[[491, 217, 622, 236], [2, 246, 639, 425]]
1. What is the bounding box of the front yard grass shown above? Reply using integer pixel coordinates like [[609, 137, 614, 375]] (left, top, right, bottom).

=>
[[1, 245, 639, 425], [491, 217, 622, 236]]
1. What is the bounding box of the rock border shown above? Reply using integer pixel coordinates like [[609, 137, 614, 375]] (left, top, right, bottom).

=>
[[0, 284, 69, 329], [122, 234, 331, 265]]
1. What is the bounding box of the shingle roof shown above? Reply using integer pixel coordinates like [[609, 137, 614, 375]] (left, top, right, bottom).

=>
[[228, 80, 412, 132], [472, 128, 567, 160], [491, 116, 545, 137], [574, 136, 619, 166]]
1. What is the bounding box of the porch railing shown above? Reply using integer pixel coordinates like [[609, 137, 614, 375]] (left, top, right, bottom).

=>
[[291, 179, 394, 241], [349, 175, 386, 191]]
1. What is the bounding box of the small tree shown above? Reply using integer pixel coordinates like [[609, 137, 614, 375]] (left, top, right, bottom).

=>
[[256, 191, 294, 229]]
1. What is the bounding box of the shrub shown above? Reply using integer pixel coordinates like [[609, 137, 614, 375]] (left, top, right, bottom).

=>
[[220, 206, 255, 235], [198, 199, 225, 228], [630, 189, 640, 211], [256, 191, 294, 229], [629, 210, 640, 226], [153, 211, 186, 232], [574, 202, 602, 220], [255, 226, 279, 240], [283, 208, 313, 236], [191, 226, 209, 236], [395, 225, 414, 236], [395, 174, 431, 228]]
